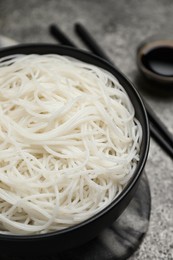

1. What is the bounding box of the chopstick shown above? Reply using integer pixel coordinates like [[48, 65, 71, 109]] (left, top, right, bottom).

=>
[[75, 24, 113, 64], [49, 23, 173, 159], [50, 24, 76, 47]]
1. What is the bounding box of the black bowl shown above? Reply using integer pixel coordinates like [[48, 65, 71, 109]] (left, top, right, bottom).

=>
[[0, 44, 150, 256]]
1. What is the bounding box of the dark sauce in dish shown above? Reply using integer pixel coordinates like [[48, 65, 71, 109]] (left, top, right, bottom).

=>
[[141, 47, 173, 77]]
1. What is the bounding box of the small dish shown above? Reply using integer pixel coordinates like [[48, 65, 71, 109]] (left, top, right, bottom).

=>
[[137, 36, 173, 91]]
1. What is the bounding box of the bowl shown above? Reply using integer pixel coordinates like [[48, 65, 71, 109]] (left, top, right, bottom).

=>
[[0, 44, 150, 256]]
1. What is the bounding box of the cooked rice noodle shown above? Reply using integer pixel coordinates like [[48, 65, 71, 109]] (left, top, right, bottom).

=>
[[0, 54, 142, 234]]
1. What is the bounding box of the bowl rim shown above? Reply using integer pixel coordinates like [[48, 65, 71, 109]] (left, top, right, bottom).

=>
[[0, 43, 150, 241]]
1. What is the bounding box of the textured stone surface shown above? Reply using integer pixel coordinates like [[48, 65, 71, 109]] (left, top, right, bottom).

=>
[[0, 0, 173, 259]]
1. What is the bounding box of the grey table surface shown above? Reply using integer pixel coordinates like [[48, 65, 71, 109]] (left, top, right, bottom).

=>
[[0, 0, 173, 259]]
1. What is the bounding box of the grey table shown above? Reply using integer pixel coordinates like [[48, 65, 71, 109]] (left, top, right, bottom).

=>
[[0, 1, 173, 259]]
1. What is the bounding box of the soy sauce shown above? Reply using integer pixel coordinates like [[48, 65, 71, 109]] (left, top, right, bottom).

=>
[[141, 47, 173, 77]]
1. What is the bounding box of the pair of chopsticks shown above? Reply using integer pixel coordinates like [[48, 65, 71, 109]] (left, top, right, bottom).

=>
[[49, 23, 173, 159]]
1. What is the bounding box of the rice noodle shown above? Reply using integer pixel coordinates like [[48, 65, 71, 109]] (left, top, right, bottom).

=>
[[0, 54, 142, 234]]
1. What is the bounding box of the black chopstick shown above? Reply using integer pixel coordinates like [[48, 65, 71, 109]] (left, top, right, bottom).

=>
[[144, 101, 173, 146], [75, 23, 113, 64], [49, 23, 173, 159], [49, 24, 76, 48], [150, 123, 173, 157]]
